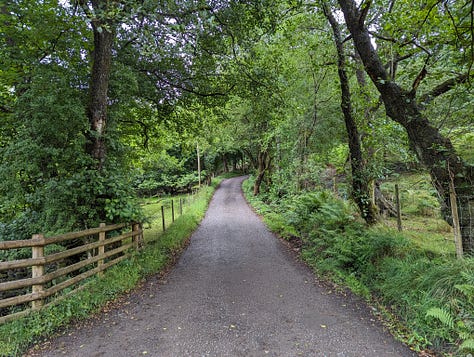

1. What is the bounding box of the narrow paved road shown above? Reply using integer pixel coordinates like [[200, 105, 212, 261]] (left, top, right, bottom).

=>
[[32, 177, 414, 356]]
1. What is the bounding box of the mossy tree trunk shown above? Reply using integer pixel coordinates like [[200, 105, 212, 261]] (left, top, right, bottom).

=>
[[324, 3, 378, 224]]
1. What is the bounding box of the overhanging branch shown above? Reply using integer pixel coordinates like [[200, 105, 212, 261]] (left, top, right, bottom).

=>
[[418, 72, 471, 105], [148, 71, 234, 97]]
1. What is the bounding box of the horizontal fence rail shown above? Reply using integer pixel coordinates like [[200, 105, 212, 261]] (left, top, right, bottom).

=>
[[0, 222, 143, 324]]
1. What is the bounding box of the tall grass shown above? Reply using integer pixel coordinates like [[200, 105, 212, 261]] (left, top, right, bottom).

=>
[[0, 180, 220, 357], [243, 177, 474, 356]]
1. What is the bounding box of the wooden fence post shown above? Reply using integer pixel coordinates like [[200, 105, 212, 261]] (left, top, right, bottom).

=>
[[395, 184, 403, 232], [31, 234, 45, 310], [179, 198, 183, 216], [171, 200, 175, 222], [161, 205, 166, 232], [449, 180, 464, 259], [98, 223, 106, 277], [139, 222, 144, 247], [132, 223, 141, 250]]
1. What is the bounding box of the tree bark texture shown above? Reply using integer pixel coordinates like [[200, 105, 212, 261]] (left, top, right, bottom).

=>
[[253, 151, 271, 196], [338, 0, 474, 254], [86, 4, 115, 170], [324, 4, 378, 224]]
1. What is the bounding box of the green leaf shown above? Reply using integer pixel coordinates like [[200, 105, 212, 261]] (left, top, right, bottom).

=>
[[426, 307, 454, 328]]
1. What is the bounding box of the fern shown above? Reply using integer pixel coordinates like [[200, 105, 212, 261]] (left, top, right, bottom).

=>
[[461, 271, 474, 286], [455, 284, 474, 305], [459, 339, 474, 352], [426, 307, 454, 328]]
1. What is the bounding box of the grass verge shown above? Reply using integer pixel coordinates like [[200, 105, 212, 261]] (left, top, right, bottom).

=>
[[0, 179, 221, 357], [242, 176, 474, 357]]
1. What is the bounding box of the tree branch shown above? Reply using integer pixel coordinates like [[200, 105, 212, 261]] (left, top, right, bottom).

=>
[[388, 0, 396, 13], [368, 30, 411, 46], [118, 118, 150, 148], [148, 71, 234, 97], [418, 72, 471, 105], [411, 54, 430, 94], [359, 0, 372, 26], [411, 65, 428, 93]]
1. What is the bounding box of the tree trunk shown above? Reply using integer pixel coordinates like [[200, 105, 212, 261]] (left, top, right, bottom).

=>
[[324, 4, 378, 224], [222, 153, 229, 173], [86, 13, 114, 170], [338, 0, 474, 254], [253, 151, 270, 196]]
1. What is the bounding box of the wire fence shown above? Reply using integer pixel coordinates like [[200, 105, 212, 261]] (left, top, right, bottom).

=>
[[326, 171, 474, 258], [141, 189, 201, 244]]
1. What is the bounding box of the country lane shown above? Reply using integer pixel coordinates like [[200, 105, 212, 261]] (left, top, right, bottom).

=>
[[29, 176, 415, 357]]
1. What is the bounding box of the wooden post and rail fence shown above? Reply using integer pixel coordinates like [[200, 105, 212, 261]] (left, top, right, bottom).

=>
[[0, 222, 143, 324], [0, 193, 197, 325]]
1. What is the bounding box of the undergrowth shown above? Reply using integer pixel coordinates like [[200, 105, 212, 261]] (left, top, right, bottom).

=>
[[0, 179, 220, 357], [243, 177, 474, 356]]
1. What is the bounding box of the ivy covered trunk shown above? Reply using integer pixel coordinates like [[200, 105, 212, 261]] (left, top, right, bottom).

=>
[[338, 0, 474, 255]]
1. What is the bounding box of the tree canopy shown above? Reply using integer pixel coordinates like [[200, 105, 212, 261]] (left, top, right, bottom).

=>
[[1, 0, 473, 253]]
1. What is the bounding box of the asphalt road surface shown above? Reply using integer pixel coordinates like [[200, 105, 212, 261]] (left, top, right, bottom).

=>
[[30, 176, 415, 357]]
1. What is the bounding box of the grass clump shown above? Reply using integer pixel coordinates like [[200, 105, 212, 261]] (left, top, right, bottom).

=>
[[0, 179, 220, 357], [243, 176, 474, 356]]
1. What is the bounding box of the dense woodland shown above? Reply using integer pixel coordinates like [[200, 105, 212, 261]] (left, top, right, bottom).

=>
[[2, 0, 472, 251], [1, 0, 474, 354]]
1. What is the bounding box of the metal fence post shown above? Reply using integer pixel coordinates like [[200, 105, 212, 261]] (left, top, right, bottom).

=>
[[172, 200, 175, 222], [161, 205, 166, 232]]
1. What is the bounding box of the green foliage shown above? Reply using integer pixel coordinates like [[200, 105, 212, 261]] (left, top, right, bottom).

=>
[[0, 180, 219, 357], [426, 307, 454, 329], [460, 339, 474, 353], [451, 131, 474, 165], [244, 177, 474, 355], [380, 173, 440, 218], [1, 0, 473, 352], [0, 66, 87, 236], [0, 64, 146, 239]]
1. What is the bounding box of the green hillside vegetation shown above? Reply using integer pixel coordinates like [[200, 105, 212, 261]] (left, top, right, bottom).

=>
[[243, 177, 474, 355]]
